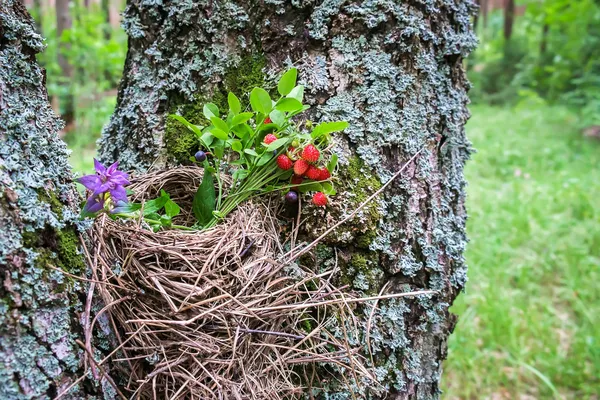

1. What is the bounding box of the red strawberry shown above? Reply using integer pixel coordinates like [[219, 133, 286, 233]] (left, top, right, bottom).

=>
[[305, 165, 321, 180], [318, 168, 331, 181], [263, 134, 278, 145], [312, 192, 328, 207], [293, 159, 309, 176], [291, 176, 303, 185], [301, 144, 320, 163], [264, 117, 272, 124], [276, 155, 293, 170]]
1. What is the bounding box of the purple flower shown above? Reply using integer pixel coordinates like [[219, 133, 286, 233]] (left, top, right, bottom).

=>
[[79, 159, 130, 213]]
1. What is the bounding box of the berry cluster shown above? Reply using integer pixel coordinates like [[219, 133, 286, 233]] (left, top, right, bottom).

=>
[[272, 141, 332, 207]]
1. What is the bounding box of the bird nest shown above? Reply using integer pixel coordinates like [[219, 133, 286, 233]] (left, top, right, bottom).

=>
[[89, 167, 376, 399]]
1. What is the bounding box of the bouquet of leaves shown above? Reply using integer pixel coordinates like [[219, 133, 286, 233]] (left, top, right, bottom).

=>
[[79, 68, 348, 231]]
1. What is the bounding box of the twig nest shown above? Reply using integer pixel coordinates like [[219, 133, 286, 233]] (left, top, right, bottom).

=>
[[92, 167, 373, 399]]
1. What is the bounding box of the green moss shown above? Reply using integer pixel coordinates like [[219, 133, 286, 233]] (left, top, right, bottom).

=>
[[164, 116, 200, 164], [223, 53, 266, 98], [164, 53, 267, 164], [55, 228, 86, 274], [342, 156, 383, 223], [37, 189, 65, 219]]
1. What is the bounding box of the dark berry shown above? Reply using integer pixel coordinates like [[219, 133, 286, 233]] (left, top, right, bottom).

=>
[[195, 150, 207, 162], [285, 191, 299, 203]]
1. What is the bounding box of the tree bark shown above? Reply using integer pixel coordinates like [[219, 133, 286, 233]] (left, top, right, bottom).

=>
[[99, 0, 476, 397], [0, 2, 113, 398], [504, 0, 515, 41], [55, 0, 74, 126]]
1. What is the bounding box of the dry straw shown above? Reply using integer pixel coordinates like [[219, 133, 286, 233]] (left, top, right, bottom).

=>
[[79, 154, 430, 399]]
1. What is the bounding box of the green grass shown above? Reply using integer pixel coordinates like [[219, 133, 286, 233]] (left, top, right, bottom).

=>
[[65, 94, 116, 175], [443, 105, 600, 399]]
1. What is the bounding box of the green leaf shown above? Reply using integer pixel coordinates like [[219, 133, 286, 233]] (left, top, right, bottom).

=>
[[326, 154, 338, 173], [193, 171, 216, 226], [230, 140, 243, 153], [298, 182, 323, 193], [203, 103, 219, 120], [143, 196, 168, 215], [164, 199, 181, 218], [111, 202, 141, 215], [278, 68, 298, 96], [213, 141, 225, 159], [265, 137, 290, 152], [269, 109, 285, 126], [257, 152, 273, 166], [287, 85, 304, 102], [232, 169, 249, 181], [200, 131, 214, 146], [275, 97, 304, 112], [232, 123, 252, 139], [321, 182, 336, 195], [232, 112, 254, 126], [288, 104, 311, 118], [244, 148, 259, 156], [210, 116, 230, 133], [170, 115, 202, 136], [250, 87, 272, 115], [311, 121, 349, 139], [228, 92, 241, 114], [210, 128, 228, 141]]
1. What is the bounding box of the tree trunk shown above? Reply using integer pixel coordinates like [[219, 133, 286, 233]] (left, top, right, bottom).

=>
[[504, 0, 515, 41], [55, 0, 74, 126], [0, 2, 113, 398], [99, 0, 476, 397], [481, 0, 489, 28]]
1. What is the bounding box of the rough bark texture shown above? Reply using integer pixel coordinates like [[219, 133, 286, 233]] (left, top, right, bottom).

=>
[[99, 1, 476, 398], [0, 2, 112, 398]]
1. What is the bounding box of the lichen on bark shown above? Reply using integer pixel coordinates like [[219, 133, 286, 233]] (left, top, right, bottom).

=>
[[99, 0, 477, 398]]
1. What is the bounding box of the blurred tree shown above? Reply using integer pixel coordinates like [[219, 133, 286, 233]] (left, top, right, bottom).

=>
[[0, 1, 116, 398], [504, 0, 515, 40], [99, 0, 476, 397], [56, 0, 74, 126]]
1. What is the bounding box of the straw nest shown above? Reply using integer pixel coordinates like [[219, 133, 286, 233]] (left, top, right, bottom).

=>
[[90, 167, 375, 399]]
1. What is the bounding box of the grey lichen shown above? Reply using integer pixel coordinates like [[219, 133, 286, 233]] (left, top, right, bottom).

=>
[[99, 0, 476, 398], [0, 1, 108, 398]]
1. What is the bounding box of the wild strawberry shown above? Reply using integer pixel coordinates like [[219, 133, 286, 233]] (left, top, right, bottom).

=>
[[263, 134, 278, 145], [276, 154, 293, 170], [305, 165, 321, 180], [301, 144, 320, 163], [312, 192, 328, 207], [264, 117, 272, 124], [293, 159, 309, 176], [285, 191, 298, 203], [318, 168, 331, 181]]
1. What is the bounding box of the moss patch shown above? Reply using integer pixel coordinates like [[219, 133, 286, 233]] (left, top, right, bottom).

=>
[[164, 53, 267, 164], [302, 155, 383, 247]]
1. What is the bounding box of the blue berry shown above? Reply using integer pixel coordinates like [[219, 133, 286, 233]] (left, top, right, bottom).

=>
[[273, 149, 278, 157], [285, 191, 298, 203], [195, 150, 207, 162]]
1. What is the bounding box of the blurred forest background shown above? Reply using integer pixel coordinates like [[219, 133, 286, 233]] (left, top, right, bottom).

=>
[[24, 0, 599, 398]]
